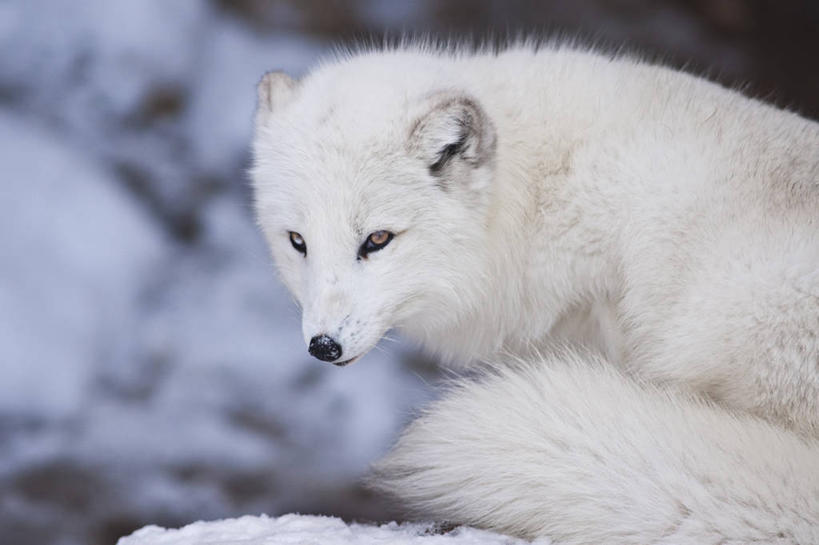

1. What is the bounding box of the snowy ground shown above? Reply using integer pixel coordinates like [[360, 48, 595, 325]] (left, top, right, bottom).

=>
[[118, 514, 542, 545]]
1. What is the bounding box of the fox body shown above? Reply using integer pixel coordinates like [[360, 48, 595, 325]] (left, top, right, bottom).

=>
[[251, 44, 819, 544]]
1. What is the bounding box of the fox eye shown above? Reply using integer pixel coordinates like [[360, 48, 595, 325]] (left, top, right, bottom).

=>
[[289, 231, 306, 256], [358, 230, 394, 259]]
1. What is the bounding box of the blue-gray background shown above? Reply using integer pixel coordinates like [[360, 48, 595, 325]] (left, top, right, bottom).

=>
[[1, 2, 817, 544]]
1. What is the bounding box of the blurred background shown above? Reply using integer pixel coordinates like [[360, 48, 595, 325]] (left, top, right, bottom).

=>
[[0, 1, 817, 544]]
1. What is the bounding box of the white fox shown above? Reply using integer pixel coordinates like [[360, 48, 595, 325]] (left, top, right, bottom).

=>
[[251, 43, 819, 544]]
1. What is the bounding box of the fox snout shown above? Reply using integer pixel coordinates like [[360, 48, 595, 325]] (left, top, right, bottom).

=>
[[308, 334, 343, 363], [302, 307, 383, 367]]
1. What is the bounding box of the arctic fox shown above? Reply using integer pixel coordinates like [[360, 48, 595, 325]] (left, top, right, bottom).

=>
[[251, 43, 819, 544]]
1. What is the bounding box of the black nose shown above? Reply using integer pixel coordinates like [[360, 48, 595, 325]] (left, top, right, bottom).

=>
[[308, 335, 342, 362]]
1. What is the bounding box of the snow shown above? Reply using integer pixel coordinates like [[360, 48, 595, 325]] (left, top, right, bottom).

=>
[[0, 111, 166, 417], [118, 514, 541, 545], [0, 0, 205, 115]]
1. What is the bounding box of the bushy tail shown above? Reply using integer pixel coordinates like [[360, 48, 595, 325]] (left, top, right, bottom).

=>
[[371, 351, 819, 545]]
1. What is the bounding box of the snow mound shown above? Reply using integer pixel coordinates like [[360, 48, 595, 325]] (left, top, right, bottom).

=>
[[0, 110, 166, 417], [118, 514, 542, 545]]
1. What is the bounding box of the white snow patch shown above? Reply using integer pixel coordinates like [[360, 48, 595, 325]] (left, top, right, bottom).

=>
[[0, 0, 207, 122], [118, 514, 541, 545], [0, 110, 166, 417]]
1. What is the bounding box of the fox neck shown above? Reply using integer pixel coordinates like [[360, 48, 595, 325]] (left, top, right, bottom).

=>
[[407, 144, 625, 365]]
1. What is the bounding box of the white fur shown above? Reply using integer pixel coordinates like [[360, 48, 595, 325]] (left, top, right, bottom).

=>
[[251, 42, 819, 543], [373, 352, 819, 544]]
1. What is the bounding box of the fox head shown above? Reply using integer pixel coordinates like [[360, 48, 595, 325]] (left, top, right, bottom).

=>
[[251, 61, 497, 366]]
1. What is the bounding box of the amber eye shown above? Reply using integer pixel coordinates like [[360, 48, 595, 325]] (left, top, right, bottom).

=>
[[358, 230, 394, 259], [289, 231, 306, 256], [369, 230, 390, 245]]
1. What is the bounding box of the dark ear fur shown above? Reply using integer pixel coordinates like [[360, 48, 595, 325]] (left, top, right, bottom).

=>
[[409, 92, 496, 177], [255, 71, 298, 126]]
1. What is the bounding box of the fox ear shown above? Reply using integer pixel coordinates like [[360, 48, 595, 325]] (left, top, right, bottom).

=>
[[409, 92, 496, 177], [256, 71, 298, 125]]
